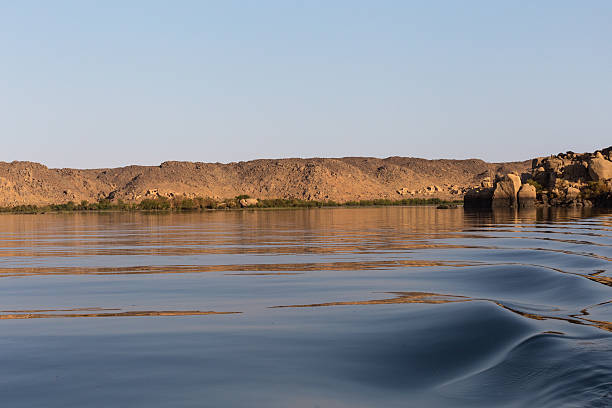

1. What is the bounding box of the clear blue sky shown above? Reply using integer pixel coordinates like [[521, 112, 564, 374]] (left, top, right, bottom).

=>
[[1, 1, 610, 168]]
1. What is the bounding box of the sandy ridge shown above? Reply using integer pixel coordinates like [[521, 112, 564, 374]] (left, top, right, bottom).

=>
[[0, 156, 530, 206]]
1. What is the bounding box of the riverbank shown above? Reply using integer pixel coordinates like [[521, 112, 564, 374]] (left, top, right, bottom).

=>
[[0, 196, 462, 214]]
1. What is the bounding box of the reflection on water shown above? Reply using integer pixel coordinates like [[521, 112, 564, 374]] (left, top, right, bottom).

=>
[[273, 291, 612, 333], [0, 307, 239, 319], [271, 291, 470, 307], [0, 207, 611, 407]]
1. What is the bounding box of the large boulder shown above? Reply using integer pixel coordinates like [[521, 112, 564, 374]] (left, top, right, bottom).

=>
[[463, 187, 494, 208], [531, 157, 544, 168], [588, 153, 612, 181], [492, 173, 522, 207], [480, 177, 493, 188], [566, 186, 580, 199], [562, 162, 588, 181], [534, 170, 557, 190], [239, 198, 259, 207], [518, 184, 536, 208], [544, 157, 564, 175]]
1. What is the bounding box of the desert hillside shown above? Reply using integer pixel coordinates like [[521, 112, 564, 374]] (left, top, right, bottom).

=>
[[0, 156, 530, 206]]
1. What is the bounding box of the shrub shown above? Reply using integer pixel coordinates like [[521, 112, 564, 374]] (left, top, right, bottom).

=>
[[173, 198, 197, 210], [139, 197, 171, 210], [581, 181, 611, 200], [525, 179, 543, 192], [194, 197, 216, 209], [115, 199, 130, 210], [5, 205, 39, 213], [97, 199, 112, 210]]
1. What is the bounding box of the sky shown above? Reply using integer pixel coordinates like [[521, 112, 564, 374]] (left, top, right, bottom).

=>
[[1, 1, 610, 169]]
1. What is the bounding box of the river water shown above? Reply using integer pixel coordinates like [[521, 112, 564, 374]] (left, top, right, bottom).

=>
[[0, 207, 611, 407]]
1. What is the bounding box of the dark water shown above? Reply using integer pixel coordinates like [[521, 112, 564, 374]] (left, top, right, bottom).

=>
[[0, 207, 611, 407]]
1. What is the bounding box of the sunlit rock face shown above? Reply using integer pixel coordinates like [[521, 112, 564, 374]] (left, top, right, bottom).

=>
[[589, 153, 612, 181], [518, 184, 536, 208], [492, 173, 522, 208]]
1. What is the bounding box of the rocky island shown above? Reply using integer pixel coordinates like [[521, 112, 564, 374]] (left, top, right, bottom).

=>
[[465, 146, 612, 208]]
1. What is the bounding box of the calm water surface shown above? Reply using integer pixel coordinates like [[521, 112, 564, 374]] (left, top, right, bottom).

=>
[[1, 207, 611, 407]]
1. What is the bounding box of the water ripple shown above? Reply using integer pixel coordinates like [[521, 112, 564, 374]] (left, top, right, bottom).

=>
[[0, 207, 611, 407]]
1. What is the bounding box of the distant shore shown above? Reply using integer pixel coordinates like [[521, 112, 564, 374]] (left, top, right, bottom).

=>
[[0, 156, 530, 207], [1, 147, 609, 210]]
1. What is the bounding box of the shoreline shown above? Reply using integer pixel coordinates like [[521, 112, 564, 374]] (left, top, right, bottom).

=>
[[0, 197, 462, 214]]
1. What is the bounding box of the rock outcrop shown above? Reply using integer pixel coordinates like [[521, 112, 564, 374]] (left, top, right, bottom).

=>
[[465, 146, 612, 208], [464, 187, 494, 208], [466, 173, 533, 209]]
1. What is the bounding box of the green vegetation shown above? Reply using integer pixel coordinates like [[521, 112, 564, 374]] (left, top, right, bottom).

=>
[[436, 204, 459, 209], [139, 197, 171, 210], [341, 198, 448, 207], [525, 179, 543, 192], [0, 196, 462, 214], [580, 181, 611, 200], [1, 205, 40, 214]]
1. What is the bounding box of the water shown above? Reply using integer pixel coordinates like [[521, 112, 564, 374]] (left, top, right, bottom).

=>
[[0, 207, 611, 407]]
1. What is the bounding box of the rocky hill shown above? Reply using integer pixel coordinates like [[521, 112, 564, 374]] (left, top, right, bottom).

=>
[[0, 156, 530, 206]]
